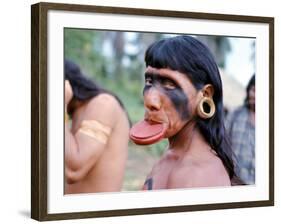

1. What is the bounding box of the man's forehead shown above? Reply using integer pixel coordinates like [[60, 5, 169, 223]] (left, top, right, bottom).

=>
[[145, 67, 178, 79], [145, 66, 193, 88]]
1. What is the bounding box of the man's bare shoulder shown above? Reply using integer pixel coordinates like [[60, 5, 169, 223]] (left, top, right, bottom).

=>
[[82, 93, 124, 127], [88, 93, 121, 111], [168, 156, 231, 188]]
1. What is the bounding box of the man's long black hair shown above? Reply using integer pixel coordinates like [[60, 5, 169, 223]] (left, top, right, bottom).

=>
[[64, 59, 129, 122], [145, 35, 240, 184]]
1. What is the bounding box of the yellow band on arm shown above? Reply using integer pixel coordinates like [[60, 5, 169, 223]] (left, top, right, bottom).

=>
[[65, 112, 69, 123], [77, 120, 112, 144]]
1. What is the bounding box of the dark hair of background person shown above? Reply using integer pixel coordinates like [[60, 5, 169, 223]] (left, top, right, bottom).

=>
[[244, 74, 255, 108], [64, 59, 130, 124], [145, 35, 242, 185]]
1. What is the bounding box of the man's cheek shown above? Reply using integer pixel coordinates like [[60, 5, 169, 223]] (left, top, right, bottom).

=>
[[165, 112, 185, 135], [164, 89, 189, 120]]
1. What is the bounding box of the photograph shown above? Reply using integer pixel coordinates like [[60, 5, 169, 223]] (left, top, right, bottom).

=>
[[31, 2, 274, 221], [63, 29, 256, 194]]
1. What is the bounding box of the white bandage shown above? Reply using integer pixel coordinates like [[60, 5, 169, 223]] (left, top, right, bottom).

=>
[[78, 120, 112, 144]]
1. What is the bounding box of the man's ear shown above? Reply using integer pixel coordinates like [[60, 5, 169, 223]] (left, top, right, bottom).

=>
[[201, 84, 214, 98]]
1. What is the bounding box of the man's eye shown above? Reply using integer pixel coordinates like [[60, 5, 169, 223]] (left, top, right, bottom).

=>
[[162, 80, 176, 89], [145, 78, 153, 85]]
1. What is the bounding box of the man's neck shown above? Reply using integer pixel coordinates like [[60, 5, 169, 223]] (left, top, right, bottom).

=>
[[168, 121, 210, 156]]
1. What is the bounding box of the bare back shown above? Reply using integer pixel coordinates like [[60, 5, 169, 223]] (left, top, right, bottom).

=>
[[65, 94, 129, 194]]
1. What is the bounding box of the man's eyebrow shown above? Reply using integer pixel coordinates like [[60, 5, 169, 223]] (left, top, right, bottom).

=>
[[145, 71, 181, 83], [144, 72, 156, 78], [146, 71, 179, 81], [145, 72, 170, 78]]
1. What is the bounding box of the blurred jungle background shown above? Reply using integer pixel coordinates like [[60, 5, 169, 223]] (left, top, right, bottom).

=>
[[64, 28, 255, 191]]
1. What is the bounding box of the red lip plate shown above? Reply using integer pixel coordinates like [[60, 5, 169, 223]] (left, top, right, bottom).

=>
[[129, 120, 166, 145]]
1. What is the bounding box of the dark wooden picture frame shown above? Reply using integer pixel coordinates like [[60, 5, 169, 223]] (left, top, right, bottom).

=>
[[31, 2, 274, 221]]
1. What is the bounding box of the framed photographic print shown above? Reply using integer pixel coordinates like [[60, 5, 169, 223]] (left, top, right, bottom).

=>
[[31, 2, 274, 221]]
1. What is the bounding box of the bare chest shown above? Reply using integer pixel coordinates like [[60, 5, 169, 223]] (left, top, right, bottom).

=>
[[143, 153, 180, 190]]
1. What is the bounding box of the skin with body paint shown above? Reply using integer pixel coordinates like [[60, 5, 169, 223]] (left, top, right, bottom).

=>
[[143, 72, 189, 120], [141, 66, 231, 190], [143, 66, 200, 139]]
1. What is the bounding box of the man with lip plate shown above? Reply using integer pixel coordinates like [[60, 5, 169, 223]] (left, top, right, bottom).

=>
[[130, 35, 240, 190]]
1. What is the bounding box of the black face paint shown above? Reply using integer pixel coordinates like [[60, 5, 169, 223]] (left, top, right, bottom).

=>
[[143, 73, 189, 120], [143, 177, 153, 190], [166, 86, 189, 120]]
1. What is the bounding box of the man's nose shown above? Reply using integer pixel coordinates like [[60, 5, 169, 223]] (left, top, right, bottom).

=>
[[144, 88, 161, 111]]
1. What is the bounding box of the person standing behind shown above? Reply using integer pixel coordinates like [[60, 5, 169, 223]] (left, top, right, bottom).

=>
[[64, 59, 130, 194], [225, 75, 255, 185]]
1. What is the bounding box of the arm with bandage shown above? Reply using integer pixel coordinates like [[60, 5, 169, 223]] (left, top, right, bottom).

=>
[[64, 83, 117, 184]]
